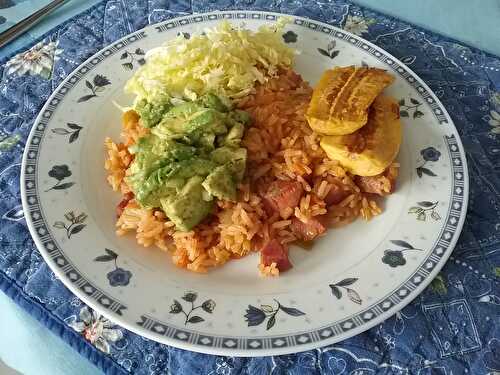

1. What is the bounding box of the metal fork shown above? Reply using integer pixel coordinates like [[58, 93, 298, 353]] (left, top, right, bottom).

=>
[[0, 0, 68, 49]]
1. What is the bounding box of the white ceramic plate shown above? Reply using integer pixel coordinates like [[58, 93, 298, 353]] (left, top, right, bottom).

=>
[[21, 11, 468, 356]]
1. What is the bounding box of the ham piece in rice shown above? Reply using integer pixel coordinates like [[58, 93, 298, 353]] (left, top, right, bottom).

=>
[[106, 69, 399, 276], [263, 180, 304, 219], [260, 239, 293, 271], [116, 192, 134, 218], [355, 164, 399, 196], [290, 216, 327, 241], [324, 181, 351, 205]]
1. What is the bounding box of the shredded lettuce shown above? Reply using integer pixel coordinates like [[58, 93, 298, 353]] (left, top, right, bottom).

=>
[[125, 19, 295, 103]]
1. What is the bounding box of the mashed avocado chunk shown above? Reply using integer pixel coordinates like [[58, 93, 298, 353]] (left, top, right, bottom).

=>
[[126, 93, 249, 231], [134, 94, 172, 128], [160, 176, 214, 232]]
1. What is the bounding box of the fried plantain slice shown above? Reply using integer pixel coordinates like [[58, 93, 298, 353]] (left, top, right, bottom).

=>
[[307, 66, 395, 135], [320, 95, 402, 176]]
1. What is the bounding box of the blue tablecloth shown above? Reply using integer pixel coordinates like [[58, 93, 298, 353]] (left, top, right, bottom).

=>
[[0, 1, 499, 374]]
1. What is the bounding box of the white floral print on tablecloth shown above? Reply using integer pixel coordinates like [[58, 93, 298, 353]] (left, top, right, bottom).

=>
[[343, 15, 375, 36], [5, 40, 62, 79], [488, 110, 500, 134], [65, 306, 123, 354]]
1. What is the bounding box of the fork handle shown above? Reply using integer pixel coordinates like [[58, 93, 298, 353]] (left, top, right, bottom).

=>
[[0, 0, 68, 49]]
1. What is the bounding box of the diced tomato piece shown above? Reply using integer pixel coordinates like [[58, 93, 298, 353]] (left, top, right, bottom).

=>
[[263, 180, 303, 217], [324, 182, 350, 205], [116, 192, 134, 218], [290, 216, 327, 241], [260, 239, 292, 272]]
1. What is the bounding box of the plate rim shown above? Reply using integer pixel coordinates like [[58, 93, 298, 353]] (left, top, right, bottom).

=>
[[20, 10, 469, 356]]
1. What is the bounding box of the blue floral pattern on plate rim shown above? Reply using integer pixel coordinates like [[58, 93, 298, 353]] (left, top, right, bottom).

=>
[[20, 11, 468, 355]]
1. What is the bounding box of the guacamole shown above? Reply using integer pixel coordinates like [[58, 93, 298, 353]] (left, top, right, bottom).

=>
[[126, 93, 250, 231]]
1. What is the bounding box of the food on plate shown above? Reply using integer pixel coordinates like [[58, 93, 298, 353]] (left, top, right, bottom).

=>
[[355, 163, 399, 195], [125, 19, 294, 102], [105, 21, 401, 276], [124, 93, 249, 231], [306, 66, 394, 135], [320, 95, 402, 176]]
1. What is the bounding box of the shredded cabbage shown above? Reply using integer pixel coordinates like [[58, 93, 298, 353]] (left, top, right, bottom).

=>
[[125, 19, 295, 103]]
